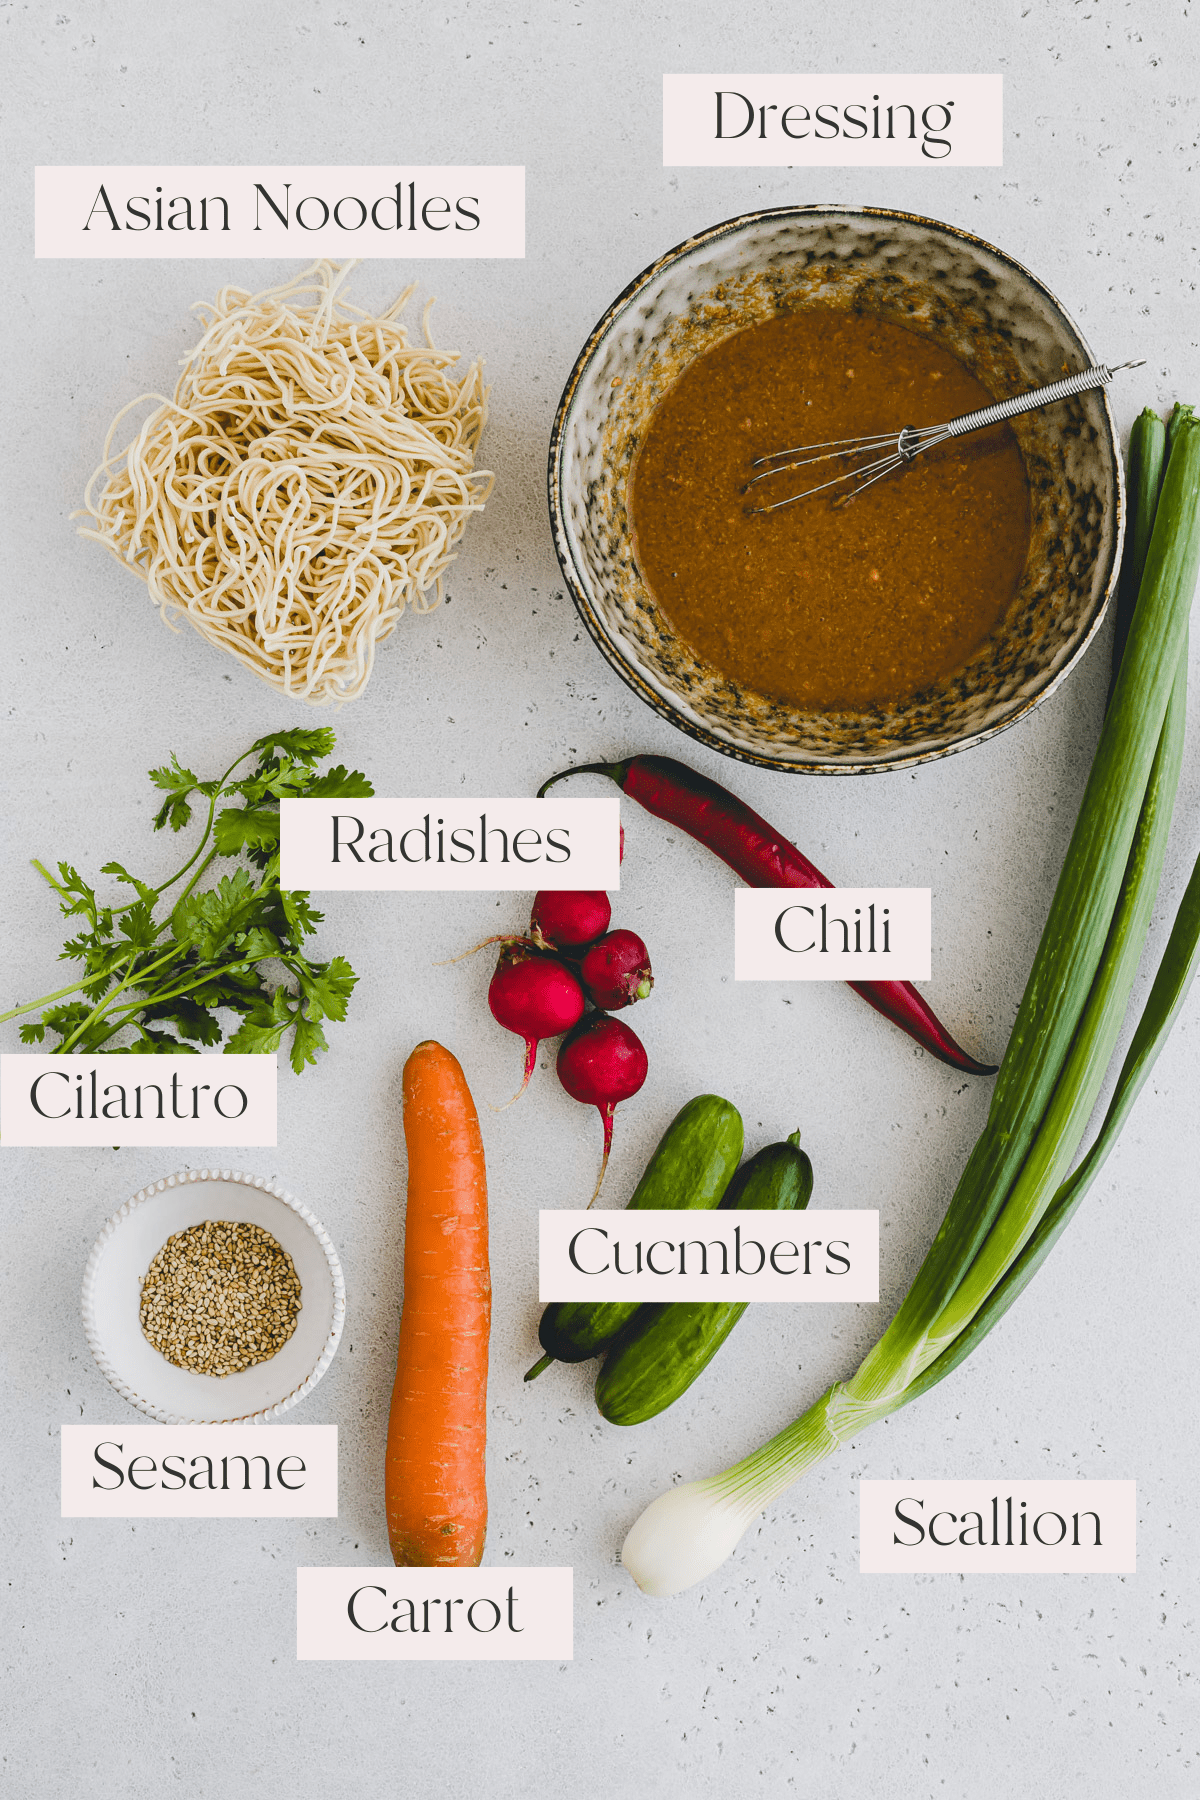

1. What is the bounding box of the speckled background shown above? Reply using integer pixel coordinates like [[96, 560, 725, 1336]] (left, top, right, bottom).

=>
[[2, 3, 1198, 1796]]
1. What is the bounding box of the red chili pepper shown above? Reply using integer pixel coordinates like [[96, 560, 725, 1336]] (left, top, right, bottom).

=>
[[540, 754, 997, 1076]]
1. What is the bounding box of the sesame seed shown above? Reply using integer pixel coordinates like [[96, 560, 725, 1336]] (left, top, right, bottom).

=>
[[139, 1221, 302, 1378]]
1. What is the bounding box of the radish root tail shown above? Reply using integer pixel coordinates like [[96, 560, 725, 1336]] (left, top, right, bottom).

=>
[[586, 1103, 616, 1208], [491, 1037, 539, 1112], [436, 932, 542, 967]]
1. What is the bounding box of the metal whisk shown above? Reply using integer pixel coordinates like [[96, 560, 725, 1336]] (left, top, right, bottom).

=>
[[744, 360, 1145, 513]]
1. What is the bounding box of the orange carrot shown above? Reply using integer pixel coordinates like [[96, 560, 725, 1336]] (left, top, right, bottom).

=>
[[385, 1040, 491, 1567]]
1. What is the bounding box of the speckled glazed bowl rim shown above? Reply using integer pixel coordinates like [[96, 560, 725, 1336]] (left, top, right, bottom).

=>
[[547, 202, 1125, 776], [81, 1166, 346, 1424]]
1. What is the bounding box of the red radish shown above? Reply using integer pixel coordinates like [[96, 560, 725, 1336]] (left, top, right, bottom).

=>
[[530, 889, 611, 950], [579, 929, 653, 1010], [488, 945, 585, 1105], [556, 1013, 649, 1203]]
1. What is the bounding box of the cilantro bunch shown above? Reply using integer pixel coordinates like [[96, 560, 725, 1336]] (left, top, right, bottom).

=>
[[3, 729, 372, 1073]]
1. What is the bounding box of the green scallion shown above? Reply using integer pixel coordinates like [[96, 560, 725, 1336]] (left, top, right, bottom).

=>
[[622, 414, 1200, 1597]]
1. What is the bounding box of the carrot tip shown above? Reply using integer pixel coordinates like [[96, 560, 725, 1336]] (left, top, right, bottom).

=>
[[524, 1352, 555, 1382]]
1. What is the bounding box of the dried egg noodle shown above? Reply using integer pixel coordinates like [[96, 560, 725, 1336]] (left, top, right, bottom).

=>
[[80, 260, 492, 704]]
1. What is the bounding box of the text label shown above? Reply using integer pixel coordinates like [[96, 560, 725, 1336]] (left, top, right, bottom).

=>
[[860, 1480, 1136, 1573], [61, 1425, 336, 1517], [735, 888, 931, 981], [1, 1054, 277, 1147], [540, 1209, 878, 1302], [663, 75, 1002, 167], [297, 1567, 572, 1660], [35, 166, 525, 258], [280, 798, 620, 891]]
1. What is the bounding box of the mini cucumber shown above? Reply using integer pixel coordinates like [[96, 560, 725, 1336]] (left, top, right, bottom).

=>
[[525, 1094, 744, 1379], [594, 1130, 813, 1425]]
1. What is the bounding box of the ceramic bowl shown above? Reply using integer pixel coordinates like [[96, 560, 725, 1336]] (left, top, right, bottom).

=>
[[548, 204, 1124, 774], [81, 1167, 345, 1424]]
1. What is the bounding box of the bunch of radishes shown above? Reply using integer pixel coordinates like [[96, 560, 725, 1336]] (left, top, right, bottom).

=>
[[481, 873, 653, 1201]]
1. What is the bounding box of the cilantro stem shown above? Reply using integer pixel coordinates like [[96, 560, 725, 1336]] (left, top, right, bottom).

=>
[[77, 962, 266, 1027], [108, 745, 259, 918], [31, 860, 79, 906], [170, 848, 222, 912], [55, 942, 188, 1054], [0, 978, 108, 1025]]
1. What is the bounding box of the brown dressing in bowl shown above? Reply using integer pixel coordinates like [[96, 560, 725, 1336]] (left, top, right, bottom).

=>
[[629, 309, 1032, 712]]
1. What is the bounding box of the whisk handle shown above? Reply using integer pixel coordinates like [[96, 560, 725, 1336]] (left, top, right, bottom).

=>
[[940, 362, 1143, 441]]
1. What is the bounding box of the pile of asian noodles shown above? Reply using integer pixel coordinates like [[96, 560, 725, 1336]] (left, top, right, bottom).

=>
[[79, 260, 492, 704]]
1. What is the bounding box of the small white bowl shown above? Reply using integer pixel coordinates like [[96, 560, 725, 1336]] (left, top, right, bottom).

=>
[[82, 1168, 346, 1424]]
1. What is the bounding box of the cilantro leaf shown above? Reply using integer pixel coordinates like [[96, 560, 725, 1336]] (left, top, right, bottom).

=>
[[251, 728, 337, 766], [171, 868, 260, 960], [40, 1001, 98, 1036], [28, 999, 112, 1054], [223, 1017, 289, 1056], [288, 1012, 330, 1074], [53, 863, 99, 923], [100, 861, 158, 907], [289, 954, 358, 1022], [140, 997, 224, 1046], [224, 987, 295, 1056], [235, 925, 282, 961], [118, 902, 159, 951], [248, 761, 316, 801], [302, 765, 376, 800], [149, 755, 201, 832], [281, 890, 324, 941], [126, 1029, 200, 1054], [213, 805, 282, 858], [187, 968, 270, 1013]]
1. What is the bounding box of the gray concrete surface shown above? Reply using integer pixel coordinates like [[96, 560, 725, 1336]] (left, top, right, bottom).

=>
[[2, 2, 1198, 1795]]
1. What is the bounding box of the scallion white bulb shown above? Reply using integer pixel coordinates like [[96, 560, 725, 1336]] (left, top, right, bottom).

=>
[[621, 1479, 759, 1596]]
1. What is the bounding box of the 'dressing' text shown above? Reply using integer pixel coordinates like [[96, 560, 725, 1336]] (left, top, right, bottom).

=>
[[713, 90, 956, 158]]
